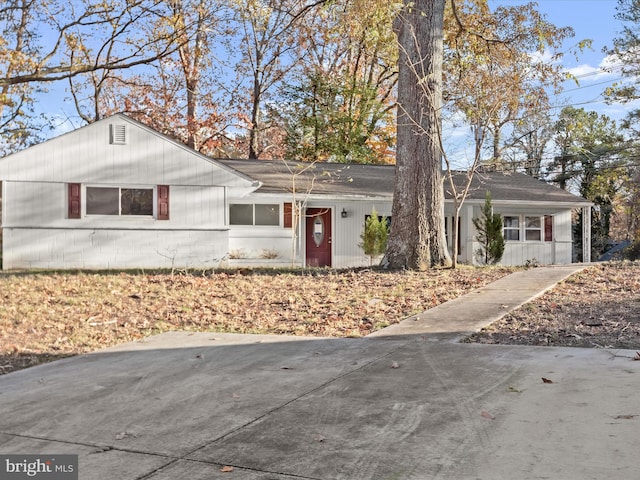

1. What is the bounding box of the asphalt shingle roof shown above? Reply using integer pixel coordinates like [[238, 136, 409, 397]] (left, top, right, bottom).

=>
[[216, 159, 589, 205]]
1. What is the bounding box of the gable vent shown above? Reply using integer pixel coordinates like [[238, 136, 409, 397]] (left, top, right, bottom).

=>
[[110, 124, 127, 145]]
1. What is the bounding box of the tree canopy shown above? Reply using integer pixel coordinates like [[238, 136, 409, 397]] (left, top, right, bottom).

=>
[[0, 0, 581, 164]]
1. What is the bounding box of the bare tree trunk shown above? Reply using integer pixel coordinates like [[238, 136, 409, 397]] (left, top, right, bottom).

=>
[[385, 0, 451, 270], [185, 77, 198, 150], [180, 0, 206, 151], [249, 73, 262, 159]]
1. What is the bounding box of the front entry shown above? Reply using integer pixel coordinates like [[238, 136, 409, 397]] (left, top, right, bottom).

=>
[[305, 208, 332, 267]]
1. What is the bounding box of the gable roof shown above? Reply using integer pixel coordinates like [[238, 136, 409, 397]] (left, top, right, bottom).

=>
[[0, 114, 256, 188], [216, 159, 590, 205]]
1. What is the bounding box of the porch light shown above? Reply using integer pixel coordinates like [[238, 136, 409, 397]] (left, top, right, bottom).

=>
[[341, 208, 348, 218]]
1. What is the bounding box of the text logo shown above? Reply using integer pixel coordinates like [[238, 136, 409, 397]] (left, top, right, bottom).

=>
[[0, 455, 77, 480]]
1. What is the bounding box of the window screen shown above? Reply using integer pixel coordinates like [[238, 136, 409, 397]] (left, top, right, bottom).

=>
[[121, 189, 153, 215], [87, 187, 119, 215], [230, 204, 281, 226]]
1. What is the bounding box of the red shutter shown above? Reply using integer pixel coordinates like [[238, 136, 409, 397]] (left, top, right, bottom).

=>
[[68, 183, 81, 219], [157, 185, 169, 220], [283, 202, 293, 228], [544, 215, 553, 242]]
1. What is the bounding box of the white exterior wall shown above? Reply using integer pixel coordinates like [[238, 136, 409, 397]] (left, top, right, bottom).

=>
[[228, 228, 294, 263], [0, 116, 254, 188], [3, 228, 228, 270], [329, 199, 392, 268], [225, 198, 393, 268], [467, 204, 575, 266], [4, 181, 226, 228], [226, 194, 296, 265], [223, 197, 577, 269], [0, 115, 254, 270], [2, 180, 230, 269]]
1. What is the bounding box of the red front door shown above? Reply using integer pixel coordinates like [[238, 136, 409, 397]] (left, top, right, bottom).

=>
[[305, 208, 332, 267]]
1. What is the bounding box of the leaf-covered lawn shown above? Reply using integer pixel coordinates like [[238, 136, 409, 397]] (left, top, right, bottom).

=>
[[0, 266, 514, 374], [467, 262, 640, 350]]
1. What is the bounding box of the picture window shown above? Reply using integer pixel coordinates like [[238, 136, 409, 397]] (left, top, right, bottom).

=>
[[86, 187, 153, 216]]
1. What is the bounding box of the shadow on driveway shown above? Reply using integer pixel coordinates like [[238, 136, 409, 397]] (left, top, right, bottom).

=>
[[1, 331, 638, 480]]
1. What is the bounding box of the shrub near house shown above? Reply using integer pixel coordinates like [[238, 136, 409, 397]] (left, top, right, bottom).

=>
[[360, 208, 389, 265]]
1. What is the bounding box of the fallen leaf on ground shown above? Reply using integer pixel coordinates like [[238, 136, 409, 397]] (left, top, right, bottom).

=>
[[220, 466, 234, 472], [390, 361, 400, 369], [541, 377, 554, 384], [0, 267, 515, 375], [480, 411, 495, 419], [613, 414, 638, 420], [467, 263, 640, 350]]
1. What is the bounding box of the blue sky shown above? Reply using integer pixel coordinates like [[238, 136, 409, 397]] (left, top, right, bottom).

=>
[[491, 0, 630, 120], [436, 0, 630, 165], [44, 1, 630, 140]]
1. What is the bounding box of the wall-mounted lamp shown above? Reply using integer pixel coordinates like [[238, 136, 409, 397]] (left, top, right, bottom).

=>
[[341, 208, 348, 218]]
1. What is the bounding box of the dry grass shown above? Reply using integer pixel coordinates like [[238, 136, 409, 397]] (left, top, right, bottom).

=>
[[467, 261, 640, 350], [0, 266, 514, 374], [6, 262, 639, 376]]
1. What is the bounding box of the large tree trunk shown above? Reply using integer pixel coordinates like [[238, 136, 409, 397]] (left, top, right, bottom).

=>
[[249, 78, 261, 159], [385, 0, 451, 270], [249, 49, 263, 160]]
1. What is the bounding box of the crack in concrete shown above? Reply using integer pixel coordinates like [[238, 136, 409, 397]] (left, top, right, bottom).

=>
[[1, 338, 413, 479], [137, 339, 411, 479]]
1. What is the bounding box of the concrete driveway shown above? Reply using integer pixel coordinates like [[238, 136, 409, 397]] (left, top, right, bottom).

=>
[[1, 266, 638, 479]]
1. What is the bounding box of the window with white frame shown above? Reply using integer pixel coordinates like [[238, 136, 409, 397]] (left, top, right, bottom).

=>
[[502, 215, 550, 242], [503, 216, 520, 241], [525, 216, 542, 241], [230, 203, 280, 226], [86, 187, 153, 216]]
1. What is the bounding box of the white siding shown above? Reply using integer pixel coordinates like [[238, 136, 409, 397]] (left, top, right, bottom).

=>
[[0, 115, 253, 188], [3, 228, 228, 269], [228, 198, 576, 269], [1, 180, 230, 269], [498, 242, 555, 266], [225, 199, 393, 269], [228, 228, 294, 262], [3, 181, 226, 229], [3, 181, 65, 227], [330, 200, 392, 268], [170, 186, 226, 226], [467, 205, 575, 266]]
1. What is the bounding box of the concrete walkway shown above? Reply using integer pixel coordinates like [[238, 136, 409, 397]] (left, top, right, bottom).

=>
[[369, 264, 586, 338], [1, 265, 639, 480]]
